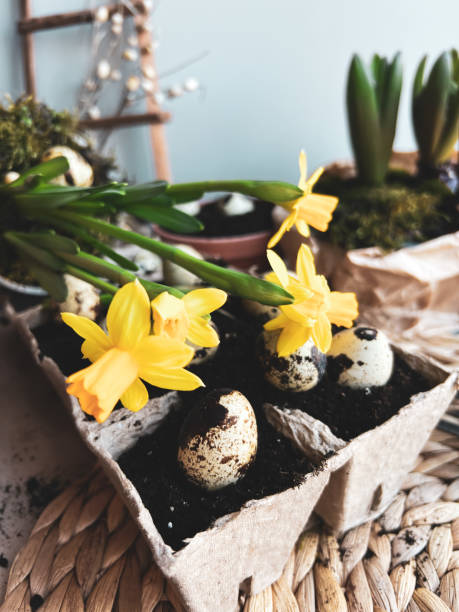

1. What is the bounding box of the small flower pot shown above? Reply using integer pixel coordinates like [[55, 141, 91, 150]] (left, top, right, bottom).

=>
[[264, 347, 458, 534], [156, 225, 271, 271]]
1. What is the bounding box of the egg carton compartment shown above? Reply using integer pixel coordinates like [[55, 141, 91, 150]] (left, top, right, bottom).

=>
[[9, 301, 344, 612], [264, 346, 458, 534]]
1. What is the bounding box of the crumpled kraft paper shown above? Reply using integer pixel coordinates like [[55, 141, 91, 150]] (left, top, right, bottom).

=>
[[264, 349, 458, 534], [9, 302, 343, 612]]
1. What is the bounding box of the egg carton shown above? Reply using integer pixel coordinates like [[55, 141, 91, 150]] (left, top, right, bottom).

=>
[[9, 300, 344, 611], [264, 347, 458, 534]]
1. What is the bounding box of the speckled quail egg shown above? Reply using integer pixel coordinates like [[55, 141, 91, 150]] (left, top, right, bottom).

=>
[[177, 389, 258, 491], [187, 322, 219, 366], [42, 146, 93, 187], [241, 299, 280, 324], [219, 193, 255, 216], [258, 330, 326, 392], [162, 244, 203, 287], [59, 274, 100, 320], [327, 326, 393, 389]]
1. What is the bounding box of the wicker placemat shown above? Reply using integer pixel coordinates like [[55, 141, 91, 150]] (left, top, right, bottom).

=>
[[2, 429, 459, 612]]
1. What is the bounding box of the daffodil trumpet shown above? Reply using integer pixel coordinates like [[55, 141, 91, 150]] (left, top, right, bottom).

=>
[[268, 151, 339, 249], [264, 245, 358, 356], [62, 281, 204, 423]]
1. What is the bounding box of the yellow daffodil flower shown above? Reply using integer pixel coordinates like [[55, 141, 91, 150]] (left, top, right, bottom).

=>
[[268, 151, 339, 248], [264, 246, 358, 355], [62, 280, 203, 423], [151, 288, 227, 347]]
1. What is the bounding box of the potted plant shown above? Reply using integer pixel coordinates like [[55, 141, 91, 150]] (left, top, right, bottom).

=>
[[275, 51, 459, 369]]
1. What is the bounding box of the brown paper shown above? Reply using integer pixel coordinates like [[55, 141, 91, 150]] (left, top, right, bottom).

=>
[[9, 302, 341, 612], [273, 156, 459, 371], [264, 349, 458, 534]]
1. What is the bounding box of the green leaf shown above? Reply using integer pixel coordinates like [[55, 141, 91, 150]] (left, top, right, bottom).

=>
[[63, 201, 110, 214], [125, 202, 203, 233], [10, 156, 70, 188], [414, 52, 451, 166], [24, 260, 68, 301], [379, 52, 403, 168], [15, 231, 79, 254], [121, 181, 169, 204], [4, 232, 64, 271], [435, 83, 459, 163], [347, 54, 384, 185]]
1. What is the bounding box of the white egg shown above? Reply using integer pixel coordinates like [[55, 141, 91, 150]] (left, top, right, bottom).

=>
[[42, 146, 94, 187], [188, 322, 219, 365], [162, 244, 203, 287], [59, 274, 100, 320], [3, 171, 20, 184], [327, 326, 393, 389], [258, 330, 326, 392], [219, 193, 255, 216], [132, 249, 162, 275], [242, 299, 280, 323], [174, 200, 201, 216], [177, 389, 258, 491]]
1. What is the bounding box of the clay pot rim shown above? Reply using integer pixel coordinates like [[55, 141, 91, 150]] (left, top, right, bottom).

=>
[[155, 225, 272, 245], [0, 273, 47, 296]]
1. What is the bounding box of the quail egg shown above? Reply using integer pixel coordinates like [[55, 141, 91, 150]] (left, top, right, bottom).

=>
[[174, 200, 201, 216], [162, 244, 203, 287], [3, 171, 20, 184], [42, 146, 94, 187], [242, 299, 280, 323], [258, 330, 326, 392], [327, 326, 393, 389], [59, 274, 100, 320], [219, 193, 255, 216], [177, 389, 258, 491]]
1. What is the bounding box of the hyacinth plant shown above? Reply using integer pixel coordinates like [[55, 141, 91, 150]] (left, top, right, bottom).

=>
[[412, 50, 459, 172], [347, 52, 403, 186], [0, 154, 358, 421]]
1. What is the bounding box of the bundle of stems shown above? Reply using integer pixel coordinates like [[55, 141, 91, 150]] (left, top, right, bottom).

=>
[[1, 157, 300, 306]]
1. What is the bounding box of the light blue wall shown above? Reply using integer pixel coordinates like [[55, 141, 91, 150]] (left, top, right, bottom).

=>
[[1, 1, 458, 184]]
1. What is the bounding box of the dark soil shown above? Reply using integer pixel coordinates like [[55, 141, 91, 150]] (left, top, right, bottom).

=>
[[26, 477, 62, 512], [184, 197, 273, 237], [118, 306, 432, 550], [0, 554, 8, 568]]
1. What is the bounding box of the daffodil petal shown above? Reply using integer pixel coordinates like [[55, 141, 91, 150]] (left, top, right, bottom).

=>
[[296, 244, 317, 287], [134, 335, 194, 369], [311, 312, 332, 353], [281, 295, 322, 325], [329, 292, 359, 327], [298, 150, 307, 189], [140, 366, 204, 391], [276, 323, 312, 357], [121, 378, 149, 413], [61, 312, 111, 353], [267, 249, 289, 289], [267, 213, 295, 249], [306, 166, 324, 188], [81, 339, 107, 363], [182, 288, 227, 317], [295, 218, 311, 238], [107, 280, 151, 349], [187, 317, 220, 348], [264, 312, 290, 331]]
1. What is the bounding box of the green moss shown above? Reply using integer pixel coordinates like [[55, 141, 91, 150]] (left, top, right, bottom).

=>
[[316, 171, 458, 251], [0, 96, 116, 184]]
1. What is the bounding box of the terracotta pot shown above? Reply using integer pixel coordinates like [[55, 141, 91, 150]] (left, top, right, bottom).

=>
[[264, 347, 458, 534], [10, 305, 340, 612], [155, 225, 271, 271]]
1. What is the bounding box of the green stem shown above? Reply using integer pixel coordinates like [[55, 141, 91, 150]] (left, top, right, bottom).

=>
[[64, 265, 118, 294], [166, 180, 303, 203], [54, 211, 294, 306]]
